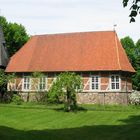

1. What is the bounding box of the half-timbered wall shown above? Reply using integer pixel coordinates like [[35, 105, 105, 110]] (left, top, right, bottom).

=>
[[7, 72, 132, 93]]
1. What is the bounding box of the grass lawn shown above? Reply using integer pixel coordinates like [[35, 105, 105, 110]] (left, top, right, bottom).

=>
[[0, 103, 140, 140]]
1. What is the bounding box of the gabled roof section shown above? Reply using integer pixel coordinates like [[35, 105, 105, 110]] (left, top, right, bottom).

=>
[[0, 25, 9, 68], [5, 31, 135, 73]]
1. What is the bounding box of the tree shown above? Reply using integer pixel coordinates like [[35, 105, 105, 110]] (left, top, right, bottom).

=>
[[0, 16, 29, 57], [136, 39, 140, 56], [121, 36, 137, 69], [0, 69, 15, 101], [48, 72, 83, 112], [121, 36, 140, 90], [123, 0, 140, 22]]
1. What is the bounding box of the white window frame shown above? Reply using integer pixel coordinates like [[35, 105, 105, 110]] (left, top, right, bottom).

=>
[[90, 75, 100, 91], [22, 76, 31, 91], [38, 77, 47, 91], [109, 75, 121, 91]]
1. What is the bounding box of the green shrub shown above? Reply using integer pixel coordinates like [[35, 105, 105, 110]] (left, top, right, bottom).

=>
[[48, 72, 83, 111], [47, 91, 62, 104], [11, 94, 23, 105]]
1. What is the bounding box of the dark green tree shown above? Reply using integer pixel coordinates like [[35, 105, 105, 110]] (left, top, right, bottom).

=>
[[121, 36, 137, 69], [0, 16, 29, 57], [48, 72, 83, 112], [123, 0, 140, 22], [121, 36, 140, 90]]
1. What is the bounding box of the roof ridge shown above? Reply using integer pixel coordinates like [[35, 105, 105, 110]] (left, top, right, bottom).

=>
[[32, 30, 114, 37]]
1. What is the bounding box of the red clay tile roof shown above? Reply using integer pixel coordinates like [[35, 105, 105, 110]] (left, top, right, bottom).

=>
[[5, 31, 135, 73]]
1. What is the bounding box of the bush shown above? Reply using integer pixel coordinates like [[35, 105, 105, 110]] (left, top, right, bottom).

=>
[[48, 72, 82, 112], [47, 91, 62, 104], [11, 94, 23, 105], [129, 91, 140, 105]]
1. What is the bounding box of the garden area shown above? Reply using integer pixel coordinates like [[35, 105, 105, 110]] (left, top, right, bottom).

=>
[[0, 103, 140, 140]]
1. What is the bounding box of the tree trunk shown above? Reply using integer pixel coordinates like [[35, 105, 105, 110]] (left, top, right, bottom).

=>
[[27, 92, 29, 102], [66, 89, 71, 111]]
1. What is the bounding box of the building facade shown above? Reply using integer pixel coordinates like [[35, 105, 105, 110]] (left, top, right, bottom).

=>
[[6, 31, 135, 104]]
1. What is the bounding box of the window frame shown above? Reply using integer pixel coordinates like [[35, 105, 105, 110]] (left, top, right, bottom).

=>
[[22, 76, 31, 91], [109, 75, 121, 91], [90, 75, 100, 91], [38, 77, 47, 91]]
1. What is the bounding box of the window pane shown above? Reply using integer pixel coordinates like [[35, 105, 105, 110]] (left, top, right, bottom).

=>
[[40, 84, 43, 90], [43, 78, 45, 82], [92, 77, 94, 82], [111, 83, 115, 89], [40, 84, 45, 90], [24, 84, 26, 89], [96, 83, 98, 89], [96, 77, 98, 82], [116, 76, 119, 82], [111, 76, 114, 82], [116, 83, 119, 89], [92, 83, 95, 89]]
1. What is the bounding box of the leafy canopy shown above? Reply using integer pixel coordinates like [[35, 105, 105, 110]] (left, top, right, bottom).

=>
[[121, 36, 140, 90], [0, 16, 29, 57], [123, 0, 140, 22]]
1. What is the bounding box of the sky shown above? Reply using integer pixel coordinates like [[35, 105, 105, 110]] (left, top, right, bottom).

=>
[[1, 0, 140, 41]]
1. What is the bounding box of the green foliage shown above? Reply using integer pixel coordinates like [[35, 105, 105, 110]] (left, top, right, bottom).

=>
[[132, 70, 140, 90], [121, 36, 136, 68], [47, 82, 62, 104], [11, 94, 23, 105], [0, 69, 16, 102], [123, 0, 140, 22], [48, 72, 83, 111], [121, 36, 140, 90], [0, 69, 15, 92], [0, 16, 29, 56]]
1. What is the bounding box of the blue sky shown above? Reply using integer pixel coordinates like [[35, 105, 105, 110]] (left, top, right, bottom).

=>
[[1, 0, 140, 41]]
